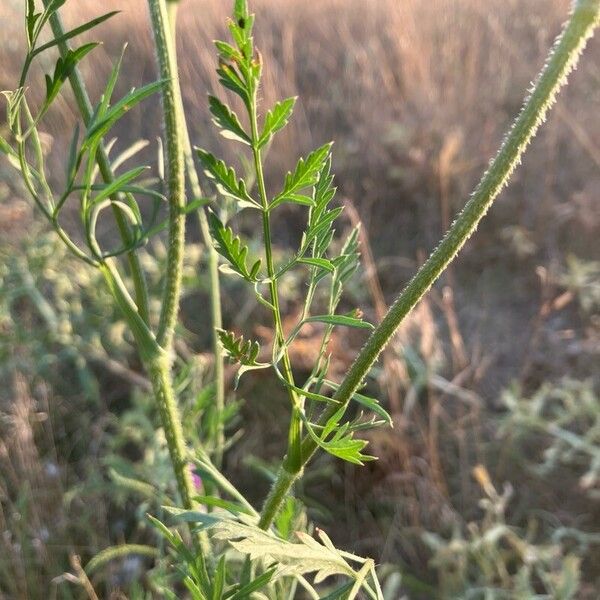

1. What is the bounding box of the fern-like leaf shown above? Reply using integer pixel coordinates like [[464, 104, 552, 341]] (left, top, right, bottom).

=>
[[208, 210, 262, 281], [271, 142, 332, 210], [217, 328, 269, 386], [196, 149, 259, 209]]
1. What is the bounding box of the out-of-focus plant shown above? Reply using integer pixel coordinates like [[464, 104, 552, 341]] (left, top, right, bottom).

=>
[[500, 378, 600, 500], [423, 465, 585, 599], [1, 0, 598, 596], [557, 255, 600, 315]]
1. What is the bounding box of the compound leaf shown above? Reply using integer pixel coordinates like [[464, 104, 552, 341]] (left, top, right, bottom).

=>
[[208, 95, 251, 145], [217, 328, 269, 386], [196, 149, 258, 209], [258, 97, 296, 149], [208, 210, 262, 281], [272, 142, 332, 210]]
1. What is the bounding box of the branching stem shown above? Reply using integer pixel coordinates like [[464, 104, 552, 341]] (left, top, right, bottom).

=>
[[259, 0, 600, 529], [249, 98, 303, 473], [45, 6, 150, 324]]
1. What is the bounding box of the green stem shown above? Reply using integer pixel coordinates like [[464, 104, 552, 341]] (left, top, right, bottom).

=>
[[259, 0, 600, 529], [249, 97, 303, 473], [145, 352, 210, 557], [148, 0, 187, 351], [45, 7, 150, 324], [147, 0, 213, 555], [166, 3, 226, 468]]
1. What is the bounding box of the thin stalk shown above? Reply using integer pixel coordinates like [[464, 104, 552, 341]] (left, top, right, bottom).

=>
[[166, 3, 226, 467], [259, 0, 600, 529], [147, 0, 212, 555], [148, 0, 186, 351], [145, 351, 210, 558], [45, 7, 150, 324], [249, 98, 303, 473]]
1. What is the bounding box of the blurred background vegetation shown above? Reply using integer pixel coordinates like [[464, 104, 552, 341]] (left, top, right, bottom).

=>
[[0, 0, 599, 597]]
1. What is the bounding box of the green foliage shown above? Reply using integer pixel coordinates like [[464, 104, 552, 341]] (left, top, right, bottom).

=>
[[271, 142, 333, 210], [258, 97, 296, 149], [208, 210, 262, 281], [500, 378, 600, 498], [202, 3, 386, 479], [2, 0, 598, 597], [208, 95, 251, 145], [217, 328, 269, 386], [196, 149, 258, 209], [423, 467, 586, 599]]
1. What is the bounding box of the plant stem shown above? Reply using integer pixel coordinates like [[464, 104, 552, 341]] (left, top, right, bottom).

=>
[[147, 0, 215, 556], [148, 0, 187, 351], [259, 0, 600, 529], [166, 3, 226, 468], [46, 1, 204, 539], [249, 98, 303, 473], [45, 7, 150, 324], [145, 352, 209, 557]]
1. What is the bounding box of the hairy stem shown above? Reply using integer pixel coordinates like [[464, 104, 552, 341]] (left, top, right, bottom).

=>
[[166, 3, 226, 467], [147, 0, 210, 553], [249, 98, 303, 473], [45, 7, 150, 323], [259, 0, 600, 529], [148, 0, 186, 351], [145, 352, 209, 557]]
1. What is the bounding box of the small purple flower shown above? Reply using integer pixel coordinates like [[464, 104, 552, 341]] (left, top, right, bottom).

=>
[[189, 464, 203, 491]]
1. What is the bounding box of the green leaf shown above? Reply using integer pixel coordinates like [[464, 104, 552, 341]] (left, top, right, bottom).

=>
[[272, 142, 332, 209], [85, 80, 165, 150], [217, 328, 262, 366], [257, 97, 296, 149], [196, 149, 258, 209], [234, 0, 249, 21], [323, 380, 392, 426], [217, 328, 269, 387], [319, 582, 355, 600], [216, 63, 250, 107], [65, 122, 80, 183], [303, 406, 376, 465], [44, 43, 99, 108], [269, 192, 314, 211], [89, 165, 148, 206], [162, 506, 222, 530], [303, 314, 373, 330], [298, 155, 340, 265], [44, 0, 68, 13], [208, 210, 262, 281], [215, 40, 241, 62], [228, 568, 276, 600], [193, 495, 253, 516], [208, 95, 251, 145], [297, 257, 335, 273], [26, 2, 42, 48], [211, 556, 226, 600], [331, 226, 361, 306], [31, 11, 119, 59], [97, 45, 127, 120]]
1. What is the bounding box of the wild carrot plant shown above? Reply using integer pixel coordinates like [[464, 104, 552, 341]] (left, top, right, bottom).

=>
[[1, 0, 598, 596]]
